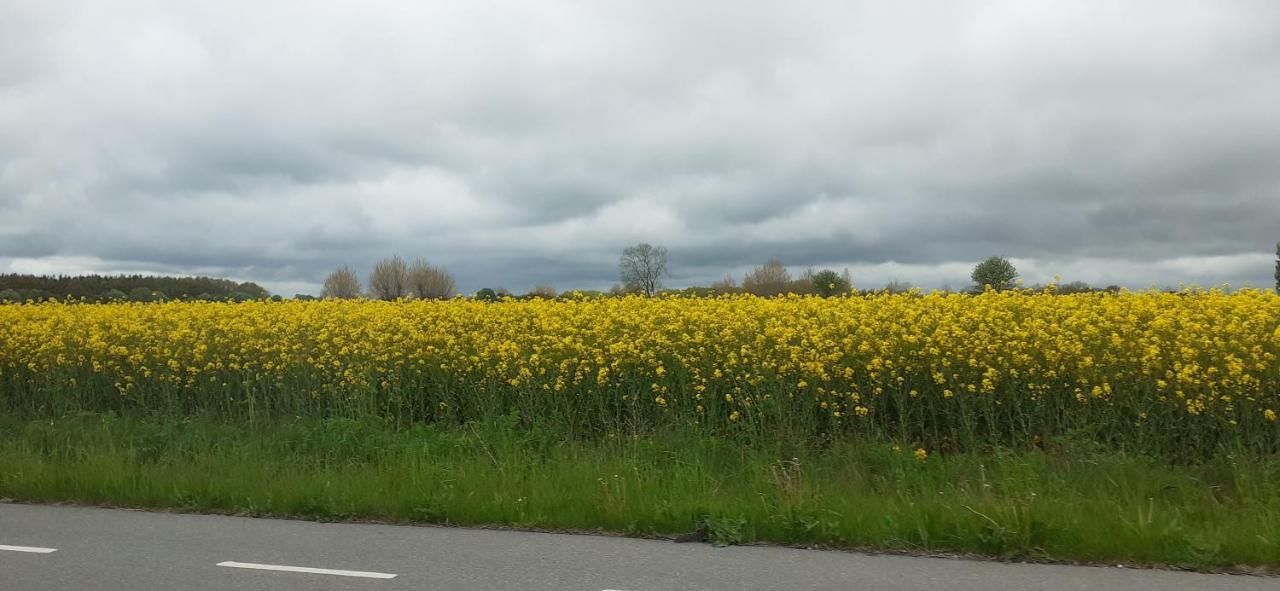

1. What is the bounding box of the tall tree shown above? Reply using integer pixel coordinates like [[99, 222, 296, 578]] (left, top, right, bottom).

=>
[[619, 243, 668, 296], [322, 266, 362, 299], [741, 259, 791, 297], [971, 256, 1018, 292], [368, 256, 409, 301], [407, 259, 456, 300]]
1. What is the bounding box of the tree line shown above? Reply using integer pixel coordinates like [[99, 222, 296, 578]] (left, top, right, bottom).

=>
[[7, 243, 1274, 305], [612, 245, 1119, 298], [322, 256, 457, 300], [0, 274, 269, 303], [322, 247, 1132, 303]]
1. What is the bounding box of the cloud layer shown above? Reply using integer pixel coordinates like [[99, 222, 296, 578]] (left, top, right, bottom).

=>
[[3, 1, 1279, 294]]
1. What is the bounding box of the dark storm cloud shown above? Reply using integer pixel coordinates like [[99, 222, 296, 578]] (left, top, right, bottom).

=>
[[2, 1, 1279, 294]]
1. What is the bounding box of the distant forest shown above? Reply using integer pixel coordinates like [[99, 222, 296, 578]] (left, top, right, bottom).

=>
[[0, 274, 270, 303]]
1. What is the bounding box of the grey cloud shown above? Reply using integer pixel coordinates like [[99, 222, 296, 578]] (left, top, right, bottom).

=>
[[2, 1, 1279, 294]]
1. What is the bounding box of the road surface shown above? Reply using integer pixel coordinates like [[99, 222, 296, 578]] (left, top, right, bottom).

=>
[[0, 503, 1272, 590]]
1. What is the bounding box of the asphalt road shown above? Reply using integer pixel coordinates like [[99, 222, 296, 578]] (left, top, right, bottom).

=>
[[0, 503, 1272, 591]]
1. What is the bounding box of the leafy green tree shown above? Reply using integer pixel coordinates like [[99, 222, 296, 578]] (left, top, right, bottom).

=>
[[235, 282, 270, 299], [971, 256, 1018, 292], [0, 288, 20, 303], [474, 288, 499, 302], [811, 269, 850, 297]]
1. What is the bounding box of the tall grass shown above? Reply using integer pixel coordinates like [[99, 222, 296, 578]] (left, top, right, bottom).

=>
[[1, 414, 1277, 569]]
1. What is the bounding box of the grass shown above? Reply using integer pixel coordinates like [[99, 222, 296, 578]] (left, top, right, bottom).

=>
[[1, 413, 1277, 570]]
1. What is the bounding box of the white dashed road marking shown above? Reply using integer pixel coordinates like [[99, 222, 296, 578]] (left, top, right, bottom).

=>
[[0, 545, 57, 554], [217, 560, 397, 579]]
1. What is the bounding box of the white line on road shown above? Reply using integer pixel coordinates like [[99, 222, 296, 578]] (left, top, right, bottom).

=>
[[217, 561, 397, 579], [0, 545, 58, 554]]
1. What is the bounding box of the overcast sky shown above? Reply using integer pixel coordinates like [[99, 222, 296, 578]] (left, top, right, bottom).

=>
[[3, 1, 1279, 295]]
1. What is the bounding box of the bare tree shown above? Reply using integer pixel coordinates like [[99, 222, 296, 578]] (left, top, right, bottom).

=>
[[530, 284, 557, 298], [789, 267, 816, 295], [709, 274, 738, 294], [883, 280, 914, 294], [368, 255, 409, 300], [741, 259, 792, 297], [322, 266, 362, 299], [618, 243, 668, 296], [407, 259, 456, 300]]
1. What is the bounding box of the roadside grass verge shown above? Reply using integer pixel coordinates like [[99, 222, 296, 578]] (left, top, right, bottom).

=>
[[0, 413, 1276, 570]]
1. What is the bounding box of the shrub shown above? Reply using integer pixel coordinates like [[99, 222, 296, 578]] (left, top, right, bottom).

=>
[[811, 270, 850, 297]]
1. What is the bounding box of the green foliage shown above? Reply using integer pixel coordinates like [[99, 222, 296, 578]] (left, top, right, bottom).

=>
[[702, 515, 748, 547], [0, 273, 267, 301], [810, 270, 850, 297], [20, 289, 50, 301], [0, 289, 20, 303], [474, 288, 499, 302], [1055, 281, 1096, 295], [971, 256, 1019, 292]]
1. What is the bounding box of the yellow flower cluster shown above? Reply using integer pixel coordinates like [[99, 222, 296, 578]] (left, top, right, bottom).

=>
[[1, 289, 1277, 451]]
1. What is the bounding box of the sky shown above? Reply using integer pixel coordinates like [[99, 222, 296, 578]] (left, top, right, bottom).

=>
[[3, 1, 1279, 295]]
